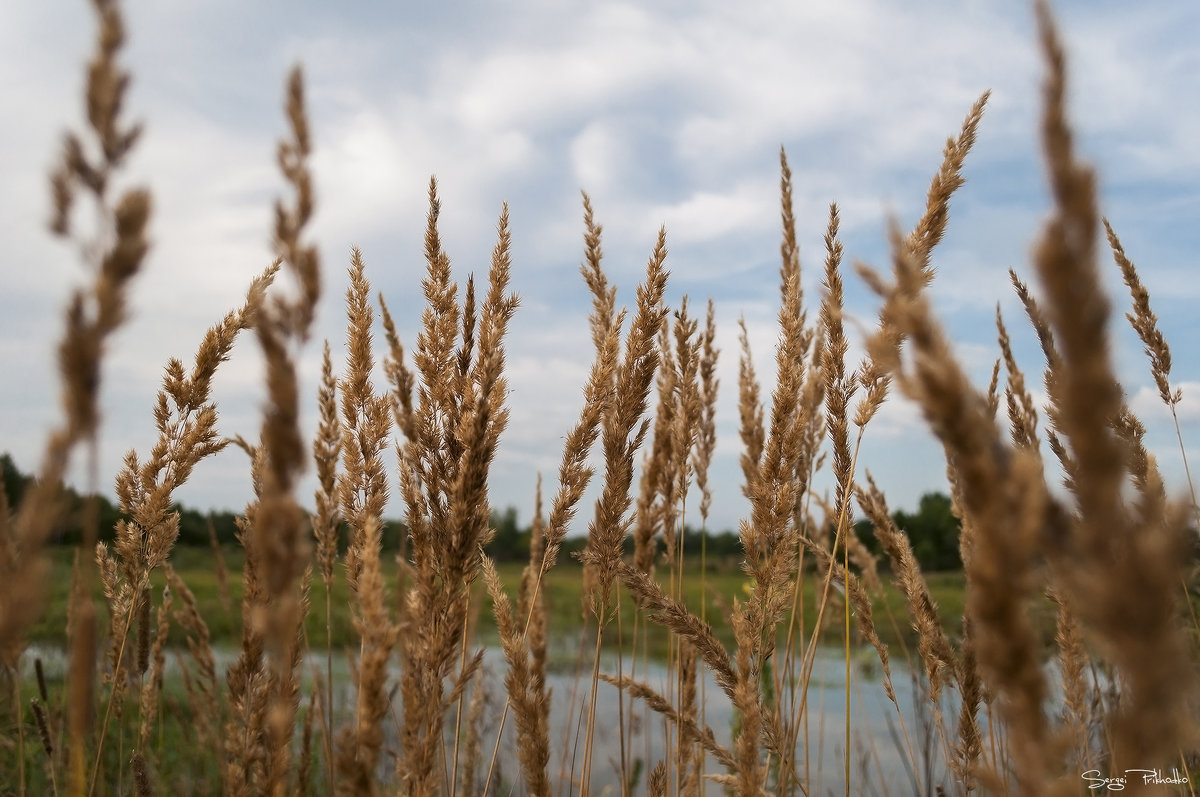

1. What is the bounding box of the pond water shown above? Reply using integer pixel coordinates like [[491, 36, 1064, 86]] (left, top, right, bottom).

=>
[[23, 640, 965, 795]]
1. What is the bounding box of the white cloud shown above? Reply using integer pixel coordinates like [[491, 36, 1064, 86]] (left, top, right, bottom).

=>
[[645, 181, 777, 244], [569, 121, 627, 194], [1130, 382, 1200, 427]]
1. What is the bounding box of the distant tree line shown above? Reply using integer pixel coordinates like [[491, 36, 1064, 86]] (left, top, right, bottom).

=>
[[2, 452, 963, 570], [854, 491, 963, 572]]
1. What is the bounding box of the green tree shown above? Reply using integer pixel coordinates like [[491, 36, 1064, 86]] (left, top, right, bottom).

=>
[[894, 492, 962, 572], [485, 505, 528, 562], [857, 491, 964, 572], [1, 452, 31, 511]]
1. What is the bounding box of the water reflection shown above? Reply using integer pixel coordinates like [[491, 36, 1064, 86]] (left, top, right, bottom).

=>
[[23, 641, 962, 794]]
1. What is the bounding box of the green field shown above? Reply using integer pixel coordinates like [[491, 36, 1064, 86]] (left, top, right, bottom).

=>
[[26, 545, 999, 657]]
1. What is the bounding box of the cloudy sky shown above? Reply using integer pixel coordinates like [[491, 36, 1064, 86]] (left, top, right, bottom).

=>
[[2, 0, 1198, 537]]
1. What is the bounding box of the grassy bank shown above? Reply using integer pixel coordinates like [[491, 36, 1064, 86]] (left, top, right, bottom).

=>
[[28, 545, 996, 654]]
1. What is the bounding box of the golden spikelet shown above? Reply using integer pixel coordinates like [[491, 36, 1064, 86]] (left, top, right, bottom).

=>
[[862, 218, 1062, 788], [483, 553, 551, 796], [693, 298, 720, 527], [1033, 0, 1196, 768], [736, 316, 766, 498], [580, 227, 669, 616], [856, 475, 955, 698], [995, 306, 1041, 453], [1105, 218, 1181, 406], [338, 249, 392, 591], [2, 0, 150, 673]]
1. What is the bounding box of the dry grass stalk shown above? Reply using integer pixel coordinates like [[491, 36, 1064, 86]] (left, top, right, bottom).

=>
[[817, 201, 882, 588], [953, 616, 985, 791], [111, 259, 278, 580], [816, 199, 876, 790], [774, 147, 824, 555], [456, 672, 488, 797], [580, 193, 620, 356], [32, 698, 53, 759], [857, 90, 988, 408], [1008, 266, 1075, 495], [598, 673, 738, 773], [667, 297, 703, 558], [648, 760, 668, 797], [731, 605, 765, 793], [483, 554, 551, 796], [861, 223, 1061, 789], [1009, 269, 1060, 370], [632, 324, 677, 579], [617, 560, 793, 785], [1113, 406, 1165, 507], [2, 0, 149, 679], [1050, 588, 1091, 770], [735, 194, 825, 793], [797, 330, 828, 485], [580, 227, 669, 614], [330, 249, 396, 794], [677, 638, 701, 794], [995, 307, 1041, 453], [1032, 0, 1195, 769], [482, 204, 620, 794], [730, 178, 825, 793], [67, 550, 97, 794], [311, 339, 341, 791], [693, 299, 720, 529], [906, 91, 990, 280], [378, 295, 419, 448], [266, 567, 310, 796], [740, 253, 806, 646], [853, 338, 894, 433], [163, 564, 222, 768], [132, 749, 151, 797], [627, 294, 702, 791], [235, 66, 322, 796], [398, 189, 517, 795], [535, 196, 620, 580], [226, 663, 271, 796], [136, 586, 172, 752], [576, 230, 668, 794], [689, 300, 720, 793], [299, 687, 317, 796], [778, 148, 804, 315], [516, 475, 550, 765], [94, 257, 280, 762], [397, 182, 460, 593], [984, 357, 1002, 420], [339, 249, 393, 592], [336, 518, 398, 797], [820, 203, 855, 508], [736, 316, 766, 497], [313, 341, 342, 588], [856, 475, 955, 700], [618, 561, 737, 695], [660, 297, 705, 793], [1105, 217, 1199, 525], [1104, 218, 1180, 408], [136, 584, 151, 676], [804, 538, 897, 708], [225, 447, 271, 796]]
